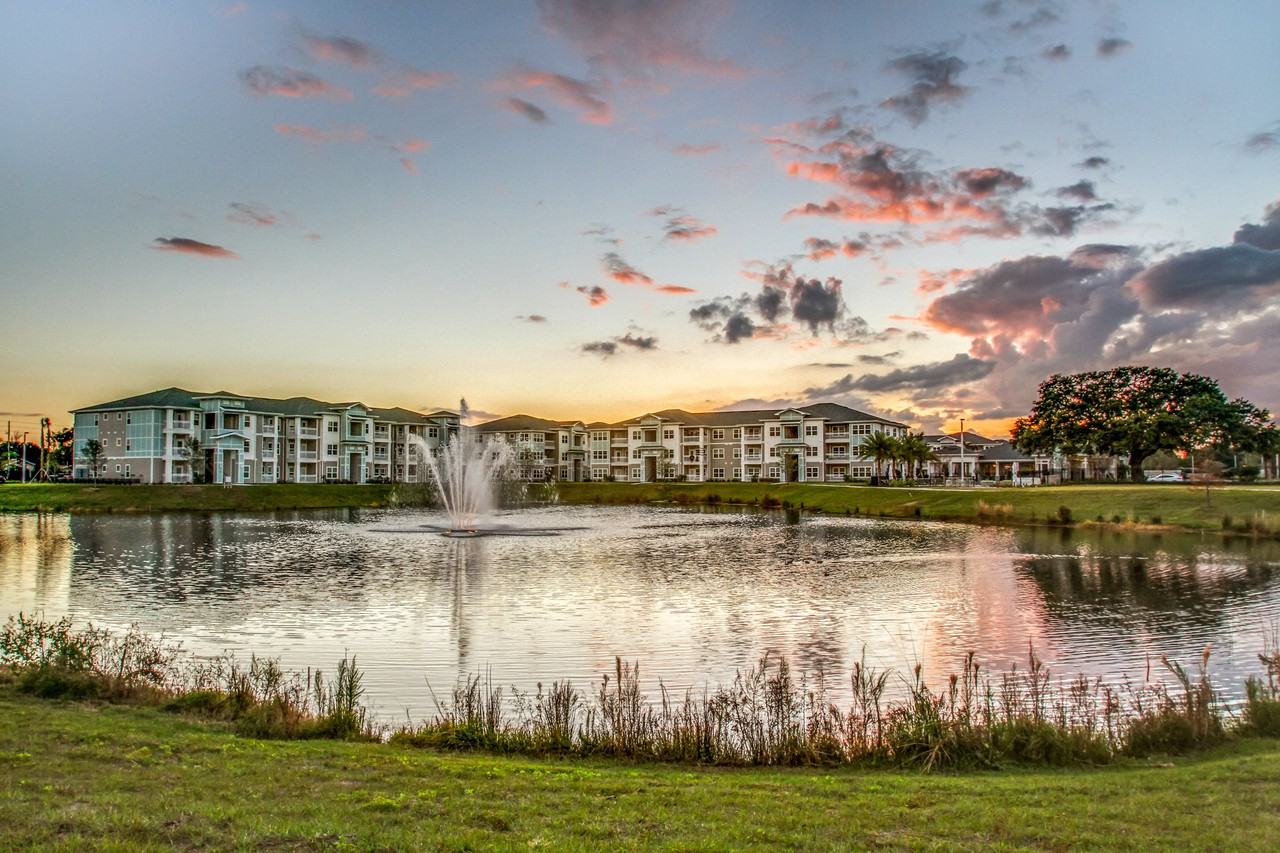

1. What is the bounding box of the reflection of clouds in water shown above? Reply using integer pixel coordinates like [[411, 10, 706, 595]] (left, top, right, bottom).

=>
[[0, 507, 1277, 720]]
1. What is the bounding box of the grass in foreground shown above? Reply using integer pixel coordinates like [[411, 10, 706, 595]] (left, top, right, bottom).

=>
[[559, 481, 1280, 535], [3, 688, 1280, 851]]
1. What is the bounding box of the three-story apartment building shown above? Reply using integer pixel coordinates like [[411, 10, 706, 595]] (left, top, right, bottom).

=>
[[71, 388, 458, 484], [473, 415, 589, 481]]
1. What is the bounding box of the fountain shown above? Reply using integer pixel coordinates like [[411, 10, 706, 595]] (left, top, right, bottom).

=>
[[381, 400, 584, 538]]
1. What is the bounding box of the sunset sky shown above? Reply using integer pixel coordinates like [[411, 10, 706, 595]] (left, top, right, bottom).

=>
[[3, 0, 1279, 436]]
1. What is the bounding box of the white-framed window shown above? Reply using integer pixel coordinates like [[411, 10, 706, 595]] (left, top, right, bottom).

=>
[[805, 424, 818, 436], [733, 468, 741, 479], [592, 467, 607, 479], [561, 434, 568, 444], [126, 412, 132, 425], [711, 428, 725, 440], [325, 465, 338, 479], [767, 466, 780, 479], [733, 447, 741, 458], [124, 464, 130, 476], [115, 464, 122, 473], [428, 427, 438, 439], [243, 415, 251, 429], [663, 429, 675, 440], [712, 467, 725, 479], [262, 463, 274, 474], [632, 467, 641, 479], [769, 447, 778, 458], [327, 421, 338, 433], [663, 449, 673, 458], [592, 450, 607, 461], [243, 440, 251, 452], [712, 447, 725, 459], [768, 426, 780, 437], [806, 466, 820, 479], [93, 414, 99, 426], [116, 438, 122, 447], [117, 413, 123, 421], [806, 445, 817, 457], [632, 450, 640, 459], [632, 430, 641, 440], [242, 464, 251, 480], [125, 439, 132, 452], [732, 428, 741, 439]]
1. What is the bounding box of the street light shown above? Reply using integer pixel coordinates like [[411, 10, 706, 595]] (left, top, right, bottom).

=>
[[959, 417, 966, 486]]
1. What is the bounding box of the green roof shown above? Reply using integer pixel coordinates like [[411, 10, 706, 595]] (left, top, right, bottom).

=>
[[73, 387, 449, 422]]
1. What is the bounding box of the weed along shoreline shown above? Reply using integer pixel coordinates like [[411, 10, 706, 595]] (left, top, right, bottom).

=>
[[2, 616, 1280, 848], [5, 481, 1280, 537]]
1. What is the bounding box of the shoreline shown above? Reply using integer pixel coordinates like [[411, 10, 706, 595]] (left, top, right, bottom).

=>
[[3, 481, 1280, 539]]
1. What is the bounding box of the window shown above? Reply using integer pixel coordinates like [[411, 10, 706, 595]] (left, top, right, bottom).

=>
[[428, 427, 439, 439], [806, 446, 817, 457], [805, 424, 818, 436], [732, 428, 741, 439], [712, 447, 725, 459], [93, 415, 99, 426], [711, 428, 725, 440], [242, 464, 251, 480], [592, 450, 608, 461], [126, 412, 132, 425], [663, 429, 675, 440], [712, 468, 725, 479], [125, 439, 132, 452], [205, 413, 215, 429], [733, 447, 741, 459], [769, 447, 778, 458], [243, 440, 251, 452], [632, 467, 641, 479], [117, 413, 123, 421], [561, 434, 568, 444], [327, 421, 338, 433], [325, 465, 338, 479], [124, 464, 130, 476], [116, 438, 122, 447], [243, 416, 251, 429], [633, 431, 642, 440], [326, 444, 338, 456], [115, 464, 121, 473], [632, 450, 640, 460], [768, 426, 780, 437], [733, 468, 741, 479], [767, 466, 780, 479], [806, 466, 820, 479]]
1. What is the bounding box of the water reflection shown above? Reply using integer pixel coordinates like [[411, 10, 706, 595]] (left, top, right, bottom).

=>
[[1, 507, 1277, 719]]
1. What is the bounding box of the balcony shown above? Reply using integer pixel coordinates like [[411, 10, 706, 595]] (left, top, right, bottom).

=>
[[298, 451, 318, 461], [297, 474, 318, 483], [169, 420, 194, 433], [261, 424, 276, 435], [169, 473, 192, 483], [297, 427, 318, 438], [261, 448, 276, 459], [826, 453, 850, 462], [681, 434, 701, 443]]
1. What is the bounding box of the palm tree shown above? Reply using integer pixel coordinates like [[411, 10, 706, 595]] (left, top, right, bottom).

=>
[[859, 432, 899, 484], [898, 433, 937, 481]]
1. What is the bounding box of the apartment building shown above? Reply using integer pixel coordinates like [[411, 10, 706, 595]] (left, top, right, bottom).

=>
[[566, 403, 909, 484], [473, 415, 588, 481], [71, 388, 458, 484]]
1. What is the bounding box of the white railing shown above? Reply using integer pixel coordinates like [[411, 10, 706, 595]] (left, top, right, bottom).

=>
[[169, 474, 192, 483], [261, 425, 276, 434], [297, 474, 318, 483], [299, 428, 319, 437], [298, 451, 318, 461], [170, 421, 193, 432]]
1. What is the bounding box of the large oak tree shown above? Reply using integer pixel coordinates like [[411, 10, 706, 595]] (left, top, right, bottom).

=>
[[1012, 366, 1277, 480]]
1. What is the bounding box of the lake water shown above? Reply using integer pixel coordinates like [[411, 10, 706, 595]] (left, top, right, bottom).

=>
[[2, 506, 1278, 719]]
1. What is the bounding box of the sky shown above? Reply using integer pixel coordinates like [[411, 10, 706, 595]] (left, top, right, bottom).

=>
[[2, 0, 1279, 436]]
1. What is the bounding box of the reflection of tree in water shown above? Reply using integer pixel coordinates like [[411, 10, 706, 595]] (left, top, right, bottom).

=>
[[1011, 525, 1280, 632]]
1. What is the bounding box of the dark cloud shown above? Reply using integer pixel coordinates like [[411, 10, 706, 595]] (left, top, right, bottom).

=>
[[1042, 44, 1071, 61], [581, 331, 658, 358], [1097, 37, 1134, 58], [955, 167, 1029, 197], [504, 97, 550, 123], [1008, 6, 1060, 34], [497, 68, 612, 125], [1055, 180, 1098, 202], [756, 286, 786, 323], [1232, 199, 1280, 250], [516, 314, 548, 323], [788, 278, 843, 334], [689, 296, 755, 343], [857, 352, 901, 365], [1069, 243, 1138, 267], [581, 340, 618, 357], [303, 32, 379, 67], [1029, 203, 1115, 237], [239, 66, 352, 100], [575, 285, 609, 306], [838, 353, 996, 393], [650, 206, 717, 242], [1076, 155, 1111, 169], [1130, 244, 1280, 311], [227, 202, 280, 226], [537, 0, 746, 80], [150, 237, 238, 259], [880, 51, 969, 125], [601, 252, 694, 293], [1246, 124, 1279, 153]]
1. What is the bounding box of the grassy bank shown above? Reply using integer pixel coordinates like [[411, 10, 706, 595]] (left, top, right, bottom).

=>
[[558, 481, 1280, 535], [2, 689, 1278, 850], [0, 483, 410, 513]]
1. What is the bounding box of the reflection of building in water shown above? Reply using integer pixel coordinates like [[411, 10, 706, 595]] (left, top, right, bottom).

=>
[[0, 514, 74, 615]]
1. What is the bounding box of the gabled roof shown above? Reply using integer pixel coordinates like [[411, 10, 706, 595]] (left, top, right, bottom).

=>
[[976, 443, 1038, 462], [618, 402, 906, 428], [474, 414, 565, 433], [923, 430, 997, 445], [72, 387, 203, 412]]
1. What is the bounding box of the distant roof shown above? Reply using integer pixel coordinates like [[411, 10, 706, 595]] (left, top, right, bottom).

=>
[[923, 431, 998, 444], [474, 414, 565, 433], [976, 443, 1038, 462], [73, 386, 450, 421], [617, 402, 906, 428]]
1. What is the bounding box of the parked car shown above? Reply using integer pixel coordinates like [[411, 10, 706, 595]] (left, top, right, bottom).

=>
[[1146, 471, 1185, 482]]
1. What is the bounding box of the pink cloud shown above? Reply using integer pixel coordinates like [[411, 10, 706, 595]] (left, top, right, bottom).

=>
[[674, 143, 720, 156], [151, 237, 238, 259], [400, 158, 417, 175], [272, 124, 367, 144], [495, 68, 612, 125], [303, 33, 379, 67], [372, 67, 456, 98]]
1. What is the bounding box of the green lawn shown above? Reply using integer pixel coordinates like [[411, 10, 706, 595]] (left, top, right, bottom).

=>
[[559, 481, 1280, 534], [0, 483, 407, 513], [1, 689, 1277, 851]]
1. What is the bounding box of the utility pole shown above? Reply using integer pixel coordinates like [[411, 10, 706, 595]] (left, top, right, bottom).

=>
[[21, 432, 28, 483], [959, 417, 966, 486]]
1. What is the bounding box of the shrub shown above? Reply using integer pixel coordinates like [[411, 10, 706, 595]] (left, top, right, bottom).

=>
[[1056, 505, 1073, 525]]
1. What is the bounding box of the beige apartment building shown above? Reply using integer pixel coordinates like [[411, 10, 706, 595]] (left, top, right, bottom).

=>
[[473, 415, 589, 481], [71, 388, 458, 484]]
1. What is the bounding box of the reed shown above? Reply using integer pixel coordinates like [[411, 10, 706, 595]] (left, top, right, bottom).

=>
[[4, 614, 1278, 769]]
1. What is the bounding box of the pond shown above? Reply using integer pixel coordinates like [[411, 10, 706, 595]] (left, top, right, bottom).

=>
[[2, 506, 1278, 718]]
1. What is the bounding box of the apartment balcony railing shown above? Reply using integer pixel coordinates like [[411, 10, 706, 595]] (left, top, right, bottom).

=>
[[169, 474, 192, 483], [298, 451, 318, 461], [681, 435, 701, 443], [261, 425, 276, 435], [169, 421, 194, 433], [297, 474, 318, 483], [373, 453, 388, 461], [261, 449, 276, 459], [827, 453, 849, 461], [298, 427, 319, 437]]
